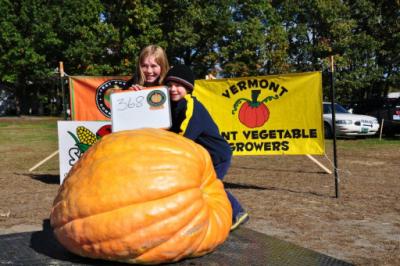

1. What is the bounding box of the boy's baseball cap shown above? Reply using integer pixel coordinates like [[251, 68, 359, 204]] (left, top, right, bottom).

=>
[[165, 65, 194, 92]]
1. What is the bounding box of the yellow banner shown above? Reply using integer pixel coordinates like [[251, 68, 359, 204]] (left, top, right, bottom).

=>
[[194, 72, 324, 155]]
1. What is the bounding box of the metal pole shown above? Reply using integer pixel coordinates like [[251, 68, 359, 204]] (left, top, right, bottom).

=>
[[329, 55, 340, 198], [59, 61, 67, 120], [379, 119, 384, 140]]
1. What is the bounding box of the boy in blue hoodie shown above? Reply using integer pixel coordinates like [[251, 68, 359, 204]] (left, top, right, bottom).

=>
[[165, 64, 249, 230]]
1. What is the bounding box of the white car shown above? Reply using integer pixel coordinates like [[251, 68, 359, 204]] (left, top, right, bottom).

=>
[[323, 102, 380, 138]]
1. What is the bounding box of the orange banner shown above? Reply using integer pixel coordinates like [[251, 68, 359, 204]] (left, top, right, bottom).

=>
[[69, 76, 131, 120]]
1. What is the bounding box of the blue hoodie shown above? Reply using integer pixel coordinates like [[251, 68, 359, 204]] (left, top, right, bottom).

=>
[[169, 94, 232, 167]]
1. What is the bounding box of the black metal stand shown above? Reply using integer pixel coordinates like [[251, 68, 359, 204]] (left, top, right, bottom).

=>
[[329, 56, 340, 198]]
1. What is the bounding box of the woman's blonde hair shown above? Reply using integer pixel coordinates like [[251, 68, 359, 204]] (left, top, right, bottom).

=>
[[136, 45, 169, 86]]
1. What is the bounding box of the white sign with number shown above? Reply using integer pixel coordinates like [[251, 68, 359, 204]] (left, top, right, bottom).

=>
[[110, 86, 172, 132]]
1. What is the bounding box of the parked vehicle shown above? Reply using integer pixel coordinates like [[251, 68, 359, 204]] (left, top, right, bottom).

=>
[[351, 96, 400, 137], [323, 102, 379, 138], [363, 97, 400, 137]]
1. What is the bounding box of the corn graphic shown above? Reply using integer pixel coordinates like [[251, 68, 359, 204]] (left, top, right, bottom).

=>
[[76, 126, 97, 145]]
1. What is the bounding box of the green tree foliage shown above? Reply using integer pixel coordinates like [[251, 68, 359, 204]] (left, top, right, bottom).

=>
[[219, 1, 289, 77], [334, 0, 386, 104], [329, 0, 400, 106], [101, 0, 164, 74], [55, 0, 118, 75], [0, 0, 399, 114], [158, 0, 235, 77], [0, 0, 63, 113], [345, 0, 400, 100], [272, 0, 399, 106], [272, 1, 354, 71]]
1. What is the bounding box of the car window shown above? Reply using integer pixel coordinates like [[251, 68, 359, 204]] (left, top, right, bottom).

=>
[[323, 104, 331, 114], [323, 103, 349, 114], [335, 104, 349, 113], [384, 98, 400, 108]]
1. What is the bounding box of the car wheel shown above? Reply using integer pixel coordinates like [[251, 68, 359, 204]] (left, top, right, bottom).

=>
[[324, 122, 333, 139]]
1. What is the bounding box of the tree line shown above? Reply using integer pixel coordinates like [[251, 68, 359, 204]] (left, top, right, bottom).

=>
[[0, 0, 399, 115]]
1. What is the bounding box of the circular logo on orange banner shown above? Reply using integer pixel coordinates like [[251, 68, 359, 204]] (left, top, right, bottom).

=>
[[95, 80, 127, 118]]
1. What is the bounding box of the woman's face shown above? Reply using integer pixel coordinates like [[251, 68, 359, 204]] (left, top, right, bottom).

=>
[[140, 55, 161, 84]]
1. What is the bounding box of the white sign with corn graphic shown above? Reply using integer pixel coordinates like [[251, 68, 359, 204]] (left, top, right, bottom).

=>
[[57, 121, 111, 184]]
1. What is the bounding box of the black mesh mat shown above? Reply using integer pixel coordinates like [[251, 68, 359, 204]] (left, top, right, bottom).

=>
[[0, 220, 353, 266]]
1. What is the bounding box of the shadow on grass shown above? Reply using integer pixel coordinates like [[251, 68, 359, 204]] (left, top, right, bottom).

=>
[[230, 165, 330, 175], [224, 182, 267, 190], [224, 181, 332, 198], [27, 174, 60, 184]]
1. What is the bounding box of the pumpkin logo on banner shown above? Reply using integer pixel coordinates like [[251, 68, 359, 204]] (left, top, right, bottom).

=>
[[95, 79, 127, 118], [66, 125, 111, 165], [232, 90, 279, 128]]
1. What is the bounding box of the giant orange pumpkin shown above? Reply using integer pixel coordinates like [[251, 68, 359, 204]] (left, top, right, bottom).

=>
[[50, 128, 232, 264]]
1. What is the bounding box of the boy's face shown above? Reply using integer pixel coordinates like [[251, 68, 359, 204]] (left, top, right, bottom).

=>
[[167, 81, 188, 101]]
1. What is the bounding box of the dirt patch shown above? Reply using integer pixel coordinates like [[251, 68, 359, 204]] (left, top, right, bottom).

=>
[[226, 151, 400, 265], [1, 118, 399, 265]]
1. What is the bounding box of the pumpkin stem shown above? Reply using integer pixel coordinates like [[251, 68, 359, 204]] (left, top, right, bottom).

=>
[[249, 90, 261, 107], [251, 90, 261, 103]]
